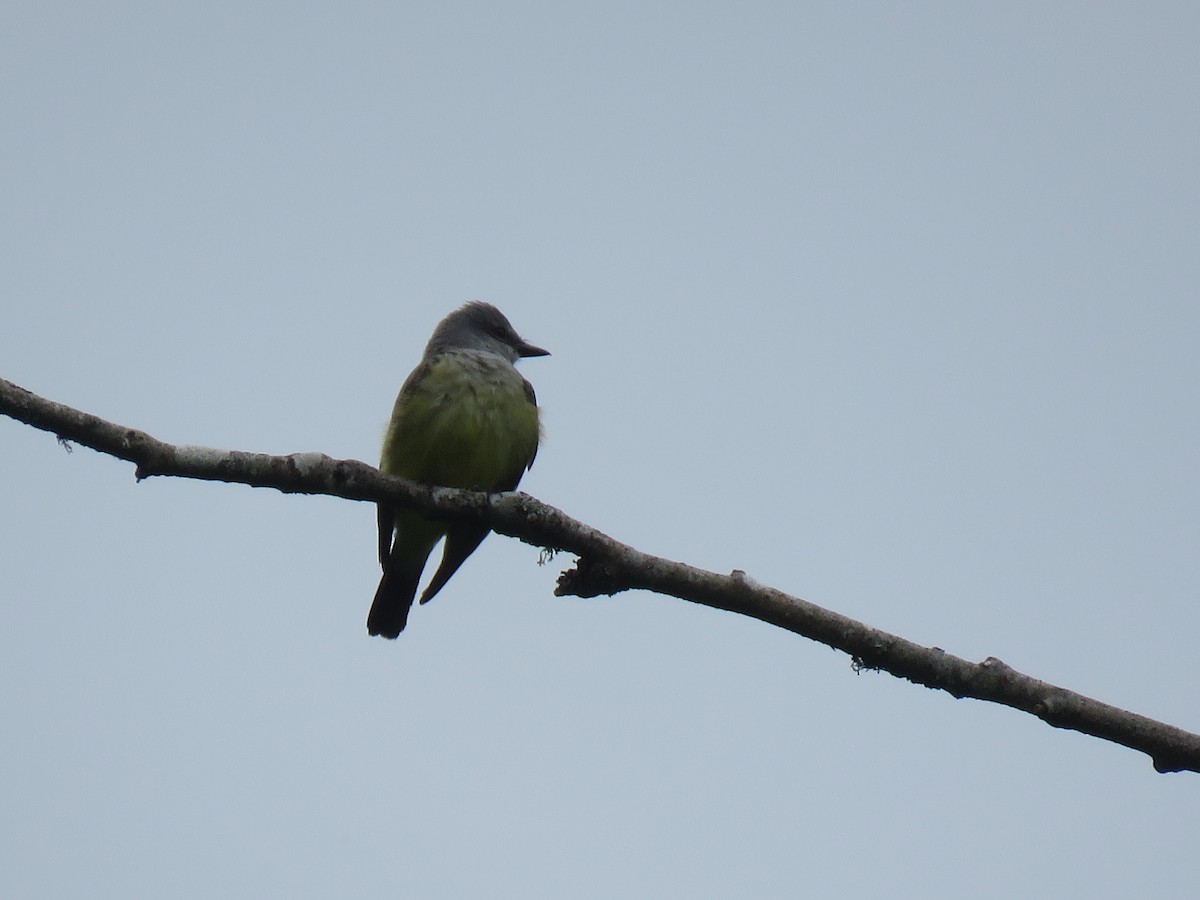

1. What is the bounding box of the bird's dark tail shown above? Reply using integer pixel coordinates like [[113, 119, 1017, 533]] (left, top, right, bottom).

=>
[[368, 558, 423, 639]]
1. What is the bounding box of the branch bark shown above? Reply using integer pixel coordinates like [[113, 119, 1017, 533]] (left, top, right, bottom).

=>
[[3, 375, 1197, 774]]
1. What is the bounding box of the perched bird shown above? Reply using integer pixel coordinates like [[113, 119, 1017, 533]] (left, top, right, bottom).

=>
[[368, 302, 549, 638]]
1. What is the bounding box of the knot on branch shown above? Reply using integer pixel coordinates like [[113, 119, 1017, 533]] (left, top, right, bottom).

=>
[[556, 556, 632, 598]]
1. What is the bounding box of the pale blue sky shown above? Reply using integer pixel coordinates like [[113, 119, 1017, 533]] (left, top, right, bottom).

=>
[[3, 3, 1198, 897]]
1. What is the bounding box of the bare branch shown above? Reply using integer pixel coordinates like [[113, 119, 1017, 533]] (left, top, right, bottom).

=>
[[3, 375, 1198, 774]]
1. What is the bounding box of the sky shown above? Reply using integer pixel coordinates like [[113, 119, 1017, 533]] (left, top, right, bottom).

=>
[[2, 2, 1198, 897]]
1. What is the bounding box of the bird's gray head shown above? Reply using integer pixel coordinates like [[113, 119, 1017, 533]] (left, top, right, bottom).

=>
[[425, 301, 550, 363]]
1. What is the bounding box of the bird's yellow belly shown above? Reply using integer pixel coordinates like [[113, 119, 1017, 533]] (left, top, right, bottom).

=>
[[381, 351, 540, 491]]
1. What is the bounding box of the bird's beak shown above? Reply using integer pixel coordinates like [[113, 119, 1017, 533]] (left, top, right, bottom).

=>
[[518, 341, 550, 359]]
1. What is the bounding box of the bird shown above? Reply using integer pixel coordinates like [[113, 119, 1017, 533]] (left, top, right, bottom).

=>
[[368, 301, 549, 638]]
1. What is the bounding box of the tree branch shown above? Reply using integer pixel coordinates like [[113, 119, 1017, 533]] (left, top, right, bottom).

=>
[[3, 375, 1197, 774]]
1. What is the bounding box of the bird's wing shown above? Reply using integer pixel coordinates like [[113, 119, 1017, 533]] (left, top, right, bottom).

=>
[[376, 503, 395, 569], [418, 526, 490, 606]]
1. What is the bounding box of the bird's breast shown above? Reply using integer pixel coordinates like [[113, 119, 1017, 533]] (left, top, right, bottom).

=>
[[382, 350, 540, 490]]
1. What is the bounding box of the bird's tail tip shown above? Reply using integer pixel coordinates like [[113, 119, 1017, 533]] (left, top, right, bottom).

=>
[[367, 565, 420, 639]]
